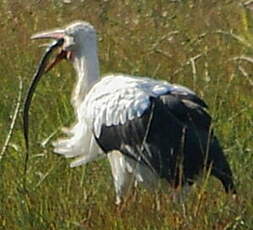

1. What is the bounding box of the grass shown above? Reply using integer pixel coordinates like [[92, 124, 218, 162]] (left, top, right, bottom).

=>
[[0, 0, 252, 229]]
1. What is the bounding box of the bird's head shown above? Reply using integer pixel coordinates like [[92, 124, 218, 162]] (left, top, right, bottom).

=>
[[31, 21, 97, 72]]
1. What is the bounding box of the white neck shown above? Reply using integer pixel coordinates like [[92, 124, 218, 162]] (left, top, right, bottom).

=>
[[71, 36, 100, 111]]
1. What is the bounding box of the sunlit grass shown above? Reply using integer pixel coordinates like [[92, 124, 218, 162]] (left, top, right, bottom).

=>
[[0, 0, 252, 229]]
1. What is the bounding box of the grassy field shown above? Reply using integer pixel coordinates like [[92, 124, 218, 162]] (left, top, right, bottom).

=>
[[0, 0, 252, 229]]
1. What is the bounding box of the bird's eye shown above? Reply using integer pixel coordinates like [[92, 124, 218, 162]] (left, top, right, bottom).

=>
[[64, 35, 75, 50]]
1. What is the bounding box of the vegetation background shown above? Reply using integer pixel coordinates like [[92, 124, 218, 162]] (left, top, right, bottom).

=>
[[0, 0, 252, 229]]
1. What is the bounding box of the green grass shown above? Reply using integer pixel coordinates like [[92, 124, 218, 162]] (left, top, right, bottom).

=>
[[0, 0, 252, 229]]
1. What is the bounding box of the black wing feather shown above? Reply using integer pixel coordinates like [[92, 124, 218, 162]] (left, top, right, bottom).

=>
[[95, 93, 236, 192]]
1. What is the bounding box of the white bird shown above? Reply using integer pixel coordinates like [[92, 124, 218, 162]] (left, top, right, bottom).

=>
[[31, 21, 236, 204]]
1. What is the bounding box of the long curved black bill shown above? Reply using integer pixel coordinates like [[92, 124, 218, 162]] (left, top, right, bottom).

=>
[[23, 38, 64, 151]]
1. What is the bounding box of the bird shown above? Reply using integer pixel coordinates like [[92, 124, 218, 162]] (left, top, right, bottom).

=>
[[31, 21, 236, 204]]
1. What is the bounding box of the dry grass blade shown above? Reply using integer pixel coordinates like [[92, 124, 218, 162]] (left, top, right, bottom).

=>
[[0, 77, 23, 161], [214, 30, 253, 48]]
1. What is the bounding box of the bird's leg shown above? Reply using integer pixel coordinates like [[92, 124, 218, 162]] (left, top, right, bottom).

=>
[[114, 181, 138, 215], [108, 151, 137, 208], [171, 183, 190, 203]]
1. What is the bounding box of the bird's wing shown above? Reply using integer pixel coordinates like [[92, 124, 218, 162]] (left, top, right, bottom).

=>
[[84, 75, 171, 137], [84, 75, 209, 137], [83, 75, 212, 179]]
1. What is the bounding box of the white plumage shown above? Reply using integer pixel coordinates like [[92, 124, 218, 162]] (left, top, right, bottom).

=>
[[85, 75, 184, 136], [32, 21, 236, 204]]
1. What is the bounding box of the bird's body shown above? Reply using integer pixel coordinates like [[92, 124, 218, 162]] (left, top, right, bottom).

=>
[[30, 21, 236, 203]]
